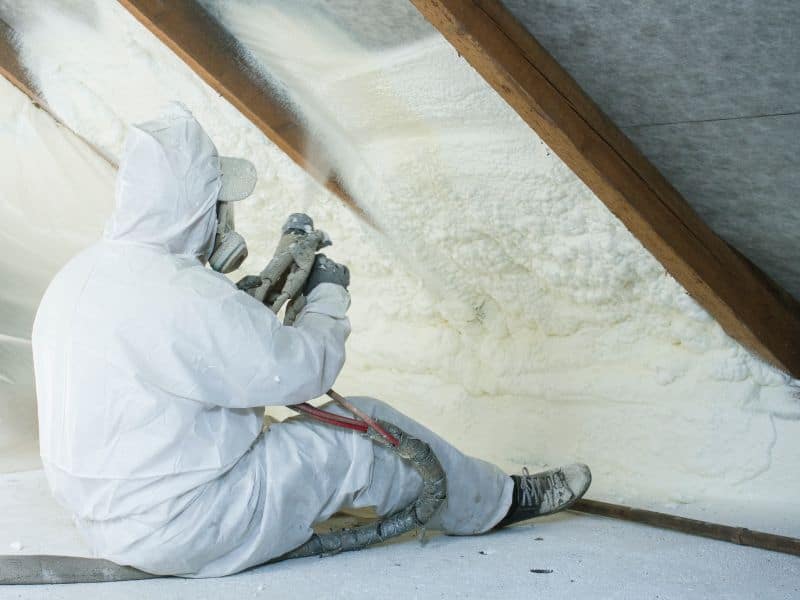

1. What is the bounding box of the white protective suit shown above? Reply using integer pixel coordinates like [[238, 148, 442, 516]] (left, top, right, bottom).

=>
[[32, 107, 512, 577]]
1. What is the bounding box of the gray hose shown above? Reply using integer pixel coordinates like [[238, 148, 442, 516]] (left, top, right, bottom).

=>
[[0, 420, 446, 584], [0, 555, 157, 585], [277, 420, 447, 561]]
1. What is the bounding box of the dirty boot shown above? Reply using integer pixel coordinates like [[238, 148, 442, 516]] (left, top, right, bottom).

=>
[[495, 463, 591, 528]]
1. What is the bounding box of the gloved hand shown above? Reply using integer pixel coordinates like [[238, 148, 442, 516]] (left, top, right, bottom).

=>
[[280, 254, 349, 327], [236, 213, 331, 313], [304, 254, 350, 295]]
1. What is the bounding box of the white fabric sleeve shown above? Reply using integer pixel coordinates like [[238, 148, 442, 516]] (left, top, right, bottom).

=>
[[262, 283, 352, 405], [187, 281, 351, 409]]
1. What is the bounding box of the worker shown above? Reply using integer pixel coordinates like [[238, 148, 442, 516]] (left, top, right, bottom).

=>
[[32, 103, 591, 577]]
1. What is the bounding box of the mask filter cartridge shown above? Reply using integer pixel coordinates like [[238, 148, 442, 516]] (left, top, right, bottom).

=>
[[209, 202, 248, 273]]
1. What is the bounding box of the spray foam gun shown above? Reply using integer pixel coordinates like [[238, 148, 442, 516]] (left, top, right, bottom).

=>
[[235, 213, 399, 446]]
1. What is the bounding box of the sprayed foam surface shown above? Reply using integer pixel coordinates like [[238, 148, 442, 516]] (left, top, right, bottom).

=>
[[0, 0, 799, 536]]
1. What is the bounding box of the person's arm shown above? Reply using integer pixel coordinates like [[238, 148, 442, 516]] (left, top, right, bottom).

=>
[[223, 283, 350, 408], [250, 282, 351, 406], [168, 273, 350, 408]]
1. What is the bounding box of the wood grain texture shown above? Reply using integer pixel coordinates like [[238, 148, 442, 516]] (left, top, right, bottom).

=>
[[118, 0, 371, 224], [409, 0, 800, 376], [0, 19, 40, 102]]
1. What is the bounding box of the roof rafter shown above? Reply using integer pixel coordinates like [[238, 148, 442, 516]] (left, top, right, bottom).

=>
[[0, 19, 41, 105], [118, 0, 370, 224], [408, 0, 800, 377]]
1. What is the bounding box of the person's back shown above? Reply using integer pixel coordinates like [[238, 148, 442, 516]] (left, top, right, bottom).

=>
[[33, 240, 263, 521]]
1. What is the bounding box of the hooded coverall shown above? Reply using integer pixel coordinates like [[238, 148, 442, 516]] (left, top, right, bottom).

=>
[[32, 107, 512, 577]]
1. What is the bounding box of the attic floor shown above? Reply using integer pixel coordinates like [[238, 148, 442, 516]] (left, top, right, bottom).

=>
[[1, 470, 797, 599]]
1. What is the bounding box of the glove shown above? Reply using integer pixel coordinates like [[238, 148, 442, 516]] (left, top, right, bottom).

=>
[[304, 254, 350, 295]]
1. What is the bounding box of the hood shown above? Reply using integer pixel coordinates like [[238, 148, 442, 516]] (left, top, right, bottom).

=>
[[104, 103, 222, 258]]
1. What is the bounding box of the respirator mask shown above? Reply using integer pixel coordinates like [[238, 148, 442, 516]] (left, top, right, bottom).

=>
[[209, 201, 248, 273], [207, 156, 258, 273]]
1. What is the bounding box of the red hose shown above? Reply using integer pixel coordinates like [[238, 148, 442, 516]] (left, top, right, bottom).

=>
[[288, 391, 400, 447], [291, 403, 368, 433], [327, 390, 400, 447]]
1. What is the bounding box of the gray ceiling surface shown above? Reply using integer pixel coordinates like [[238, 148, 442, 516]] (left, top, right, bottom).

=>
[[502, 0, 800, 299]]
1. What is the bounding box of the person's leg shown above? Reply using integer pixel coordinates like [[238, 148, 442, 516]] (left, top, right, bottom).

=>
[[115, 396, 581, 577], [318, 396, 514, 535], [308, 398, 590, 533]]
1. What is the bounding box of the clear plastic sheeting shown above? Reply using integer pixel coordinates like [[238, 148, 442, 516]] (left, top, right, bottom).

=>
[[0, 79, 114, 472]]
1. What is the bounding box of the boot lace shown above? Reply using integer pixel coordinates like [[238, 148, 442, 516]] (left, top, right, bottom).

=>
[[519, 467, 536, 506], [518, 467, 569, 510]]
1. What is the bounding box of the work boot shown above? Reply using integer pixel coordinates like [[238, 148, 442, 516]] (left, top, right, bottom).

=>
[[495, 463, 591, 528]]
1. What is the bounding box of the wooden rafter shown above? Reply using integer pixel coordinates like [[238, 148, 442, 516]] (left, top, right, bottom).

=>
[[0, 19, 40, 103], [409, 0, 800, 377], [118, 0, 370, 224]]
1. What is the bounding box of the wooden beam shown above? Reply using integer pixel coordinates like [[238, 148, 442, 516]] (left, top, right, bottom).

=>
[[573, 499, 800, 557], [409, 0, 800, 377], [0, 19, 41, 103], [117, 0, 370, 224]]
